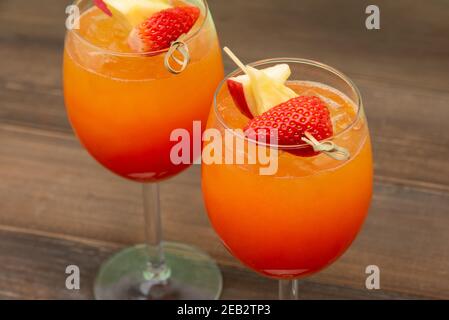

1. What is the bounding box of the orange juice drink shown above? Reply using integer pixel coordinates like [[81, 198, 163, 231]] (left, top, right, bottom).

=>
[[202, 58, 373, 279], [63, 0, 224, 300], [64, 1, 223, 182]]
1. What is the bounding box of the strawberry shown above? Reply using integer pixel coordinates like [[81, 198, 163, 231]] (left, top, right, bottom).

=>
[[244, 96, 334, 157], [93, 0, 112, 16], [128, 6, 200, 52]]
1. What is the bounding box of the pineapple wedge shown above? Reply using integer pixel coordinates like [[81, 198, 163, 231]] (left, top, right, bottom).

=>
[[246, 66, 298, 115], [103, 0, 172, 28]]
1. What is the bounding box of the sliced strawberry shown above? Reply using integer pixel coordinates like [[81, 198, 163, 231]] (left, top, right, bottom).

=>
[[244, 96, 334, 157], [128, 6, 200, 52], [94, 0, 112, 16]]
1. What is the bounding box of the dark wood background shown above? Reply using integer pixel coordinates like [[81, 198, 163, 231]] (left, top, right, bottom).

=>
[[0, 0, 448, 299]]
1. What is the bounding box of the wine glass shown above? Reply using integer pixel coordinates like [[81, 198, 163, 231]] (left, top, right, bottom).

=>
[[202, 57, 373, 299], [63, 0, 224, 299]]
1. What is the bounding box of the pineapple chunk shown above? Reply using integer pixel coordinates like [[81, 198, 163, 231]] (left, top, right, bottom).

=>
[[246, 66, 298, 115], [103, 0, 172, 27]]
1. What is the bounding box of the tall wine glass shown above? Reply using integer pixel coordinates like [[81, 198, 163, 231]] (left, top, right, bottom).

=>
[[202, 58, 373, 299], [63, 0, 223, 299]]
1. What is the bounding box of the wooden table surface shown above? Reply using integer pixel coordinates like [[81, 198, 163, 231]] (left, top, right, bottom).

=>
[[1, 0, 448, 299]]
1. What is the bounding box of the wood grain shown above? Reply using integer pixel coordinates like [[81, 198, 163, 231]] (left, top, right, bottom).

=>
[[0, 226, 428, 300], [1, 123, 448, 299], [0, 0, 448, 299]]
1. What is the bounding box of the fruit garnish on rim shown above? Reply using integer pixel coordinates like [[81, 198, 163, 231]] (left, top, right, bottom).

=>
[[95, 0, 172, 28], [223, 47, 350, 160], [128, 6, 200, 52], [245, 96, 334, 157], [227, 64, 291, 118], [225, 49, 296, 118], [93, 0, 200, 53]]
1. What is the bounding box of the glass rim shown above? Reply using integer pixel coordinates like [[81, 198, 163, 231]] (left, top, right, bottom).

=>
[[213, 57, 363, 149], [68, 0, 209, 57]]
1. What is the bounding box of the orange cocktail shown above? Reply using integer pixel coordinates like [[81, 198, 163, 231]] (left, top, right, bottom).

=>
[[64, 1, 223, 182], [202, 58, 373, 298], [63, 0, 224, 300]]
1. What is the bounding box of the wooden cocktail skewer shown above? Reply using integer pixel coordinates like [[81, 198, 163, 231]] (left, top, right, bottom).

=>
[[223, 47, 249, 74], [222, 47, 350, 161]]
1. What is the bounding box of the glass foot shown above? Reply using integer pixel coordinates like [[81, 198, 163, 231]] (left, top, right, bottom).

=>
[[94, 242, 222, 300]]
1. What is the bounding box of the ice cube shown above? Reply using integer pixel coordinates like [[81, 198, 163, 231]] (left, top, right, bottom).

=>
[[331, 113, 345, 128], [332, 112, 352, 132], [316, 93, 342, 110], [301, 88, 319, 96]]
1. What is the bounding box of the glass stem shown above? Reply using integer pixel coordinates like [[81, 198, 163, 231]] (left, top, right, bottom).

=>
[[142, 183, 171, 282], [279, 280, 299, 300]]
